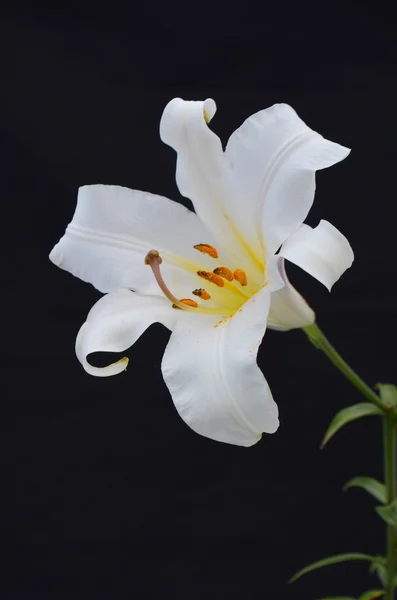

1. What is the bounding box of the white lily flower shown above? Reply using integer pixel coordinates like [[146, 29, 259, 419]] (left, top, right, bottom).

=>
[[50, 98, 353, 446]]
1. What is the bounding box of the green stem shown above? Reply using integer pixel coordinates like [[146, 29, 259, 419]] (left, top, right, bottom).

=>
[[303, 322, 396, 596], [384, 414, 396, 600], [303, 323, 385, 412]]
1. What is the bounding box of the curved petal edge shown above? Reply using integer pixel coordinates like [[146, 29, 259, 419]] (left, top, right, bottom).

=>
[[161, 286, 279, 447], [75, 289, 176, 377], [278, 220, 354, 291]]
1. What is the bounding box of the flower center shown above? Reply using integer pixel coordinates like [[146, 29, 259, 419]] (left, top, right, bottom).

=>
[[145, 244, 264, 317]]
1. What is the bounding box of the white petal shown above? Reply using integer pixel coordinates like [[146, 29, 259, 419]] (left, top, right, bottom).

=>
[[278, 220, 354, 291], [161, 286, 279, 447], [76, 289, 176, 376], [267, 258, 315, 331], [160, 98, 248, 262], [225, 104, 350, 256], [50, 184, 219, 295]]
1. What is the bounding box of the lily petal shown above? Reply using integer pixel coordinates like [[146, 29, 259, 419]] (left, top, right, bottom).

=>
[[267, 258, 315, 331], [225, 104, 350, 256], [160, 98, 245, 261], [76, 289, 176, 376], [278, 220, 354, 291], [161, 286, 279, 446], [50, 184, 218, 295]]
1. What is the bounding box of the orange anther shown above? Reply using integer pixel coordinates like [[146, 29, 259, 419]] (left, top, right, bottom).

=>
[[193, 244, 218, 259], [192, 288, 211, 300], [180, 298, 198, 307], [172, 298, 199, 309], [233, 269, 248, 286], [145, 249, 224, 315], [197, 270, 224, 287], [213, 266, 234, 281]]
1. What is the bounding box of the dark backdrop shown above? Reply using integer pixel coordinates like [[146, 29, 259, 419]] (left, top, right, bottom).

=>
[[1, 3, 396, 599]]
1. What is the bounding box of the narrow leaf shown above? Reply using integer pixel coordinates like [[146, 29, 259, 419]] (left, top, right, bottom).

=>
[[290, 553, 375, 583], [358, 591, 384, 600], [375, 499, 397, 526], [374, 564, 387, 587], [369, 557, 387, 587], [321, 403, 383, 448], [344, 477, 387, 504]]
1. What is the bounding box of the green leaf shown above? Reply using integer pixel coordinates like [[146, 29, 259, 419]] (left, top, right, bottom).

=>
[[374, 564, 387, 587], [375, 383, 397, 408], [321, 403, 383, 448], [375, 498, 397, 525], [358, 591, 384, 600], [344, 477, 387, 504], [369, 557, 387, 587], [289, 553, 376, 583]]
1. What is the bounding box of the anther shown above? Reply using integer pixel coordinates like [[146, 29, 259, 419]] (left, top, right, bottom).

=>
[[172, 298, 198, 309], [192, 288, 211, 300], [233, 269, 248, 286], [197, 270, 224, 287], [145, 249, 234, 316], [213, 266, 234, 281], [193, 244, 218, 259]]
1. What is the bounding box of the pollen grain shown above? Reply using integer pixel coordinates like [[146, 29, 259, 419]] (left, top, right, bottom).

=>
[[214, 319, 226, 328]]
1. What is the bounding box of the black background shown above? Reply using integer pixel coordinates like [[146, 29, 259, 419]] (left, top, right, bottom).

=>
[[1, 3, 396, 599]]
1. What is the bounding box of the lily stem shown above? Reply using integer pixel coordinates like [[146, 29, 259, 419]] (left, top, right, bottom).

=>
[[303, 322, 396, 598], [384, 414, 396, 600], [302, 323, 385, 412]]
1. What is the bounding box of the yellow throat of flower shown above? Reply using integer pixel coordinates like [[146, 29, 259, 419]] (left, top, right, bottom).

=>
[[145, 242, 265, 318]]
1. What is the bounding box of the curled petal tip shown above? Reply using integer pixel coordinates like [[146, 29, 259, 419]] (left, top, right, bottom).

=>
[[203, 98, 217, 124], [279, 220, 354, 292], [117, 357, 129, 371]]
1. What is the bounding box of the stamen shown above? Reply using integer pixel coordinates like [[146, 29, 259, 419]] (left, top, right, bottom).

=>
[[193, 244, 218, 259], [197, 270, 224, 287], [180, 298, 198, 307], [192, 288, 211, 300], [145, 250, 230, 315], [233, 269, 248, 286], [172, 298, 198, 309], [213, 266, 234, 282]]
